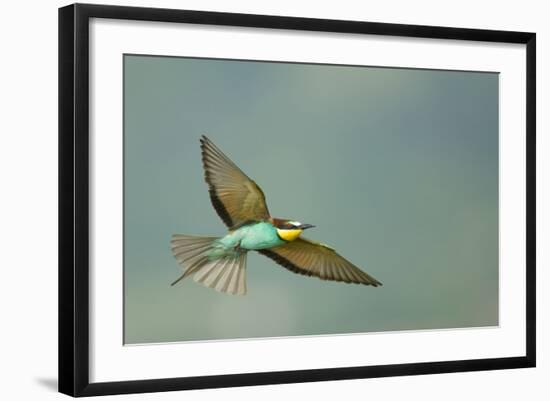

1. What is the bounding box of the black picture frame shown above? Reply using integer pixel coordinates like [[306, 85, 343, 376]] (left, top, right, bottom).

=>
[[58, 3, 536, 397]]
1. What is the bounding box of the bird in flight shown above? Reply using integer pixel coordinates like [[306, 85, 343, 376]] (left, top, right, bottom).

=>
[[171, 135, 382, 295]]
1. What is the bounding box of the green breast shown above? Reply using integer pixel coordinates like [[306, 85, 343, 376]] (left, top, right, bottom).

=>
[[222, 222, 285, 251]]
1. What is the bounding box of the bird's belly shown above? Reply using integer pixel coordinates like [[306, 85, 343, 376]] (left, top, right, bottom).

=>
[[237, 222, 285, 250]]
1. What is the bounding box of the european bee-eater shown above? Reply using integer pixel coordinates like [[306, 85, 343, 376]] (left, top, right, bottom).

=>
[[171, 135, 382, 295]]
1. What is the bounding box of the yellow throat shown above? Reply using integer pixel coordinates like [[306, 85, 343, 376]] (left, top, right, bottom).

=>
[[276, 228, 303, 242]]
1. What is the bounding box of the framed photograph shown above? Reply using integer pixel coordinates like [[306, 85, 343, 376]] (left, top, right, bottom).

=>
[[58, 3, 536, 397]]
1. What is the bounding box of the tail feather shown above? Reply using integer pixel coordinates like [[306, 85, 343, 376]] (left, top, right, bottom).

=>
[[219, 254, 246, 293], [193, 253, 247, 295], [171, 234, 247, 295]]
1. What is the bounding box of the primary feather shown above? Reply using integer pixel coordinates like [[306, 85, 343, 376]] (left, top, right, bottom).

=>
[[200, 135, 270, 229], [259, 237, 382, 286]]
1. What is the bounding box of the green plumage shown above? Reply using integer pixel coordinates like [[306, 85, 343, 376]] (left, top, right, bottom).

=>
[[213, 222, 285, 255]]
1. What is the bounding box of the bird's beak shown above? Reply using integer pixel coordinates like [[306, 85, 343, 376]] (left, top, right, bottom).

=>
[[299, 223, 315, 230]]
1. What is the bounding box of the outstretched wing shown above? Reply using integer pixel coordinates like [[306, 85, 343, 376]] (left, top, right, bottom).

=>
[[259, 237, 382, 286], [200, 135, 271, 228]]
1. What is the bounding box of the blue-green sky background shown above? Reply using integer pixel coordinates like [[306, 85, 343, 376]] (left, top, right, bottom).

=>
[[124, 55, 499, 344]]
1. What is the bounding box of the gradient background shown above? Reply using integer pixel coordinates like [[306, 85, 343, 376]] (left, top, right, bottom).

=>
[[123, 55, 498, 344]]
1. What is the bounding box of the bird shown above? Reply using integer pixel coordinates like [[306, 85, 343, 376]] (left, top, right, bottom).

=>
[[171, 135, 382, 295]]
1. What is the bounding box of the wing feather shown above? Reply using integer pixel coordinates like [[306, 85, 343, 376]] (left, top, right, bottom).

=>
[[200, 135, 270, 228], [259, 237, 382, 286]]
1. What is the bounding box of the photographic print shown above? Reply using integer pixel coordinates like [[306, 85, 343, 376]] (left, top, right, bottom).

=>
[[123, 54, 499, 344], [59, 5, 535, 395]]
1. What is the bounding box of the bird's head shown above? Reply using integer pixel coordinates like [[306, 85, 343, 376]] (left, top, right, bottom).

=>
[[272, 218, 315, 242]]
